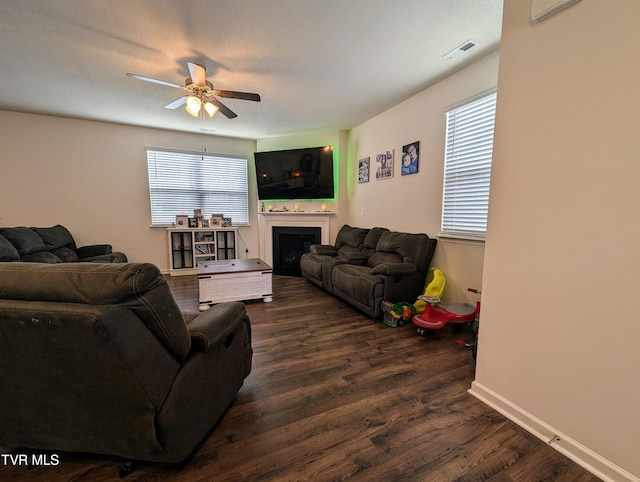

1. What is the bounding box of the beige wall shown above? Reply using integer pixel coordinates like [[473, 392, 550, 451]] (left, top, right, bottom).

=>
[[0, 111, 258, 269], [347, 51, 499, 304], [473, 1, 640, 480]]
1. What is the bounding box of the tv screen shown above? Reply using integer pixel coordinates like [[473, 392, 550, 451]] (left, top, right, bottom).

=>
[[254, 146, 334, 201]]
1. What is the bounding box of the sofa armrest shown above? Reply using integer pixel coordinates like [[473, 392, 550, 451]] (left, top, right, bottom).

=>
[[310, 244, 338, 256], [76, 244, 113, 258], [187, 301, 246, 353], [371, 263, 417, 276]]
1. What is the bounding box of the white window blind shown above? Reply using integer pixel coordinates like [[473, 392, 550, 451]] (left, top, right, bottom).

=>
[[442, 91, 497, 239], [146, 148, 249, 226]]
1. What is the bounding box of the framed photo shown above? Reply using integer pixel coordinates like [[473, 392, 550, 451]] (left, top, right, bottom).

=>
[[188, 217, 198, 228], [375, 150, 394, 180], [175, 215, 189, 227], [222, 217, 232, 227], [401, 141, 419, 175], [210, 214, 223, 227], [358, 157, 370, 183]]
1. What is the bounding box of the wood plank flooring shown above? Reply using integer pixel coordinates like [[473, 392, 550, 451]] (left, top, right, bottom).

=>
[[2, 275, 601, 481]]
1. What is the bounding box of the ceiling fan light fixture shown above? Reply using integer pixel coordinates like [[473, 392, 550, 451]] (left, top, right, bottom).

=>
[[204, 101, 218, 118], [185, 95, 201, 117]]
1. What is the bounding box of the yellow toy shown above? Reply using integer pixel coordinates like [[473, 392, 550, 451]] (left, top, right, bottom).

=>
[[413, 267, 445, 314]]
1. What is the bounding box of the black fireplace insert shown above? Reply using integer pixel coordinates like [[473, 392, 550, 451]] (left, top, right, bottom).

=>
[[272, 226, 321, 276]]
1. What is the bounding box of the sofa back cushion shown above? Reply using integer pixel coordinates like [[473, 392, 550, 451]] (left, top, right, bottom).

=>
[[363, 227, 389, 250], [0, 227, 45, 256], [367, 231, 431, 273], [32, 225, 77, 250], [0, 234, 20, 261], [0, 262, 191, 361], [334, 225, 369, 250]]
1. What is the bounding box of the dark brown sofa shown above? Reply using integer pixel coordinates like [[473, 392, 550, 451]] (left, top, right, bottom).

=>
[[301, 225, 437, 318], [0, 225, 127, 263], [0, 262, 252, 465], [300, 225, 388, 293]]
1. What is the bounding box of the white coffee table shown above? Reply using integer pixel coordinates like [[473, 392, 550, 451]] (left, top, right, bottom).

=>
[[197, 258, 273, 311]]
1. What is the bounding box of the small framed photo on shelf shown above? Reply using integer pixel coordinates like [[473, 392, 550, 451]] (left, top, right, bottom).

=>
[[210, 214, 223, 227], [175, 215, 189, 227], [222, 217, 232, 227], [188, 217, 198, 228]]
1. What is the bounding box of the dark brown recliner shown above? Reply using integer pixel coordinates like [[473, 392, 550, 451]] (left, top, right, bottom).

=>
[[0, 262, 252, 464]]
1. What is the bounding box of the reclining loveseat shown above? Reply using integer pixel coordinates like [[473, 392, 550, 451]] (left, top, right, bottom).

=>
[[300, 225, 389, 293], [300, 225, 437, 318], [0, 262, 252, 466], [0, 224, 127, 263]]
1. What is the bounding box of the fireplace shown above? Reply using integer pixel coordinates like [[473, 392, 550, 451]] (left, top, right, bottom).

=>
[[257, 211, 334, 268], [272, 226, 321, 276]]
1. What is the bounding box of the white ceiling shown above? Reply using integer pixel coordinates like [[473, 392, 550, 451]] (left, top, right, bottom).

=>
[[0, 0, 503, 140]]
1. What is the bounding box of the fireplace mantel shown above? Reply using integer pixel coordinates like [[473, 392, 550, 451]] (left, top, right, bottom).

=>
[[258, 212, 334, 266]]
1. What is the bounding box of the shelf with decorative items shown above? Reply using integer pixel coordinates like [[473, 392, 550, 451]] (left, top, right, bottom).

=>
[[167, 227, 238, 276]]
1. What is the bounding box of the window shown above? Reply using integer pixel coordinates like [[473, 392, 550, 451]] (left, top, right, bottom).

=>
[[146, 148, 249, 226], [442, 91, 497, 240]]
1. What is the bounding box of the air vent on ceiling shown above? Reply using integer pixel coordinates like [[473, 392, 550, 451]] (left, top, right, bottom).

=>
[[443, 39, 480, 60], [531, 0, 582, 23]]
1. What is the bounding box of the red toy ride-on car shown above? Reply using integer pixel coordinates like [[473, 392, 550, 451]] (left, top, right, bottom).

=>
[[411, 288, 481, 335]]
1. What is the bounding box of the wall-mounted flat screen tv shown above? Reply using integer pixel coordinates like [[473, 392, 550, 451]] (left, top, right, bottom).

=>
[[254, 146, 334, 200]]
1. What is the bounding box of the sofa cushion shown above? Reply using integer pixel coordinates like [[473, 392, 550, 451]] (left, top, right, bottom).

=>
[[52, 247, 80, 262], [0, 234, 20, 261], [334, 225, 369, 250], [367, 251, 403, 267], [20, 251, 63, 263], [0, 227, 45, 256], [332, 264, 385, 307], [336, 245, 370, 261], [373, 231, 423, 264], [363, 227, 389, 249], [31, 225, 77, 250]]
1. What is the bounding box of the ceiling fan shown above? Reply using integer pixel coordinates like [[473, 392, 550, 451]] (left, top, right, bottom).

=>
[[127, 62, 261, 119]]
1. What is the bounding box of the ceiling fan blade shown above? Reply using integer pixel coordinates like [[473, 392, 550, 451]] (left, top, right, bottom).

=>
[[187, 62, 206, 87], [126, 73, 182, 89], [213, 90, 261, 102], [165, 96, 187, 109], [206, 97, 237, 119]]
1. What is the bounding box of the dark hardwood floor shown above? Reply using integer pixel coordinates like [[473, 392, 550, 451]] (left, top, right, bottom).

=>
[[3, 275, 600, 481]]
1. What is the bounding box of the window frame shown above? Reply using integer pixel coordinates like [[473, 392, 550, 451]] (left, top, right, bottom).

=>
[[441, 90, 497, 241], [146, 147, 249, 227]]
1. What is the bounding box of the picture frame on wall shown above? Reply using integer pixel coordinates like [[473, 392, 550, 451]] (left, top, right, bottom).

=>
[[375, 150, 394, 180], [358, 157, 370, 183], [401, 141, 419, 175]]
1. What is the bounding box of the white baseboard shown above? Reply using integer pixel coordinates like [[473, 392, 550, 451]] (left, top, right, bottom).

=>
[[468, 381, 639, 482]]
